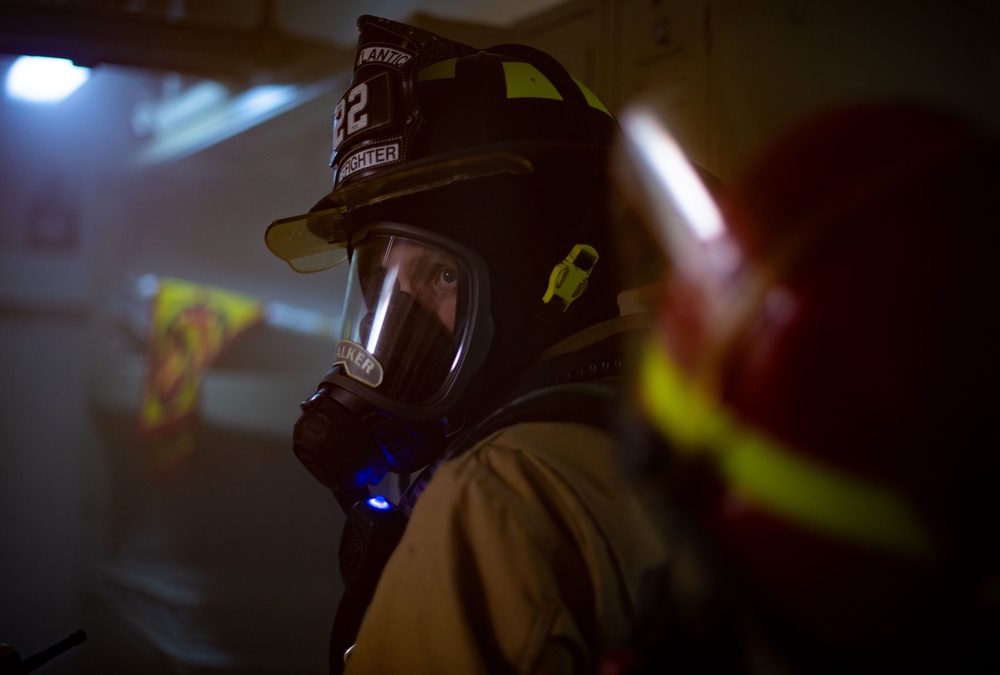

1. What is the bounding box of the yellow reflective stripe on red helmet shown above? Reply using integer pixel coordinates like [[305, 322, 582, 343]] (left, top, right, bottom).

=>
[[638, 338, 936, 558]]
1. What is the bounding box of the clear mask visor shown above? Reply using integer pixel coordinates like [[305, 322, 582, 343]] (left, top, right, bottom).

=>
[[336, 231, 473, 405]]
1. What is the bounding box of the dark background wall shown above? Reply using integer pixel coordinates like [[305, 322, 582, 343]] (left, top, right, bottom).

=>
[[1, 1, 997, 672]]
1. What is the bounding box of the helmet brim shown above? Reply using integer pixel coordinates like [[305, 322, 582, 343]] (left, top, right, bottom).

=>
[[265, 150, 534, 273]]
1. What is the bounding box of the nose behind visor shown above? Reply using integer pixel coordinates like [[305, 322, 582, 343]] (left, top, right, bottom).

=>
[[358, 289, 455, 402], [335, 231, 473, 407]]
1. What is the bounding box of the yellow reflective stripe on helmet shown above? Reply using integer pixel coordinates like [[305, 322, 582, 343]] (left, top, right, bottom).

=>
[[503, 61, 563, 101], [418, 58, 458, 82], [573, 77, 612, 117], [421, 57, 613, 117], [638, 338, 936, 558]]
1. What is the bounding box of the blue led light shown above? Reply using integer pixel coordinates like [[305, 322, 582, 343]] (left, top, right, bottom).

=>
[[367, 495, 391, 510]]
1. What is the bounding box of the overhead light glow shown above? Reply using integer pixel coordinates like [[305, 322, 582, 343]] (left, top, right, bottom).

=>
[[6, 56, 91, 103], [236, 84, 296, 115]]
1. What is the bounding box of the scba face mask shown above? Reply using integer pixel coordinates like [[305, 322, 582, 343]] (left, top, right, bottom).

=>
[[293, 224, 493, 506]]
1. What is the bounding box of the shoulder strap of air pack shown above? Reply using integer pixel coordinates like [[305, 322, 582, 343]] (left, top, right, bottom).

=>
[[461, 380, 619, 449], [399, 377, 622, 512]]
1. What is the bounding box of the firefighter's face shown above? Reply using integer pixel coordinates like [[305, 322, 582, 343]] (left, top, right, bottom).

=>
[[382, 240, 460, 334]]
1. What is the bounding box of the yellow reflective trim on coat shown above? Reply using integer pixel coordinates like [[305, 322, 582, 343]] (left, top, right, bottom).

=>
[[638, 338, 936, 558]]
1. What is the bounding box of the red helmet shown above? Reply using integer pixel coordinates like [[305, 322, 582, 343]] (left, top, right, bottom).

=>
[[617, 100, 1000, 666]]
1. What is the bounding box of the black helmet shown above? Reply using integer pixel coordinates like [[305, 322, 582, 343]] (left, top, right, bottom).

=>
[[266, 14, 618, 272]]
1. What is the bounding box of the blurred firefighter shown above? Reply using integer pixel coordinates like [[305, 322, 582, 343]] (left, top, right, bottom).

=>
[[611, 98, 1000, 672]]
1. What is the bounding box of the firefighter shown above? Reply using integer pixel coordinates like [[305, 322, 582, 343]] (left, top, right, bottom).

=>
[[265, 15, 669, 673], [612, 97, 1000, 672]]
